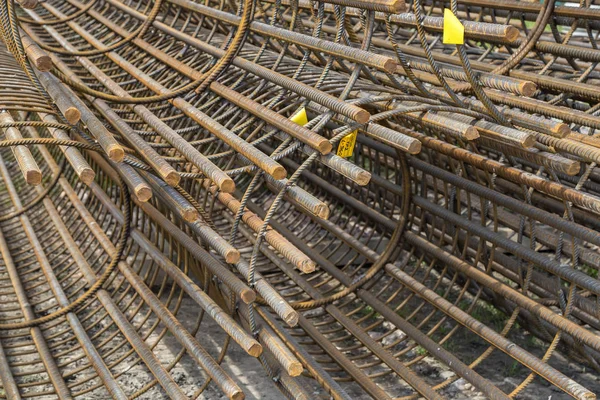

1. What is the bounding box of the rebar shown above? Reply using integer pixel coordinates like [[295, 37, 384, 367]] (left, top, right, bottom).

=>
[[0, 0, 599, 398]]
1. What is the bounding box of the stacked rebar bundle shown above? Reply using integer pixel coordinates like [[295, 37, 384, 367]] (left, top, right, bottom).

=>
[[0, 0, 599, 398]]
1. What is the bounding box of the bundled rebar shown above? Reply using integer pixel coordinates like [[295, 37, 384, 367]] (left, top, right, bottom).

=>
[[0, 0, 599, 398]]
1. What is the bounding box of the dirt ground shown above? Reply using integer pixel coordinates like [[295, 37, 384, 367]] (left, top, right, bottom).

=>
[[137, 296, 599, 400]]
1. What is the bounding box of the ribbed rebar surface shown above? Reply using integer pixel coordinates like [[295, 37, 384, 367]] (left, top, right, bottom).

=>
[[0, 0, 599, 398]]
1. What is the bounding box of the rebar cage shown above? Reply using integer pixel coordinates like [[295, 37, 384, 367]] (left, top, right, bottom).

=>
[[0, 0, 599, 398]]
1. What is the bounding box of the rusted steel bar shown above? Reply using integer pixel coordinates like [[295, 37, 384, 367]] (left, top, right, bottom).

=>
[[168, 0, 398, 72], [35, 71, 81, 125], [211, 82, 332, 154], [25, 146, 129, 400], [205, 183, 316, 273], [236, 302, 302, 376], [35, 112, 95, 184], [19, 31, 51, 72], [0, 154, 74, 400], [264, 0, 519, 42], [397, 57, 537, 97], [27, 14, 235, 192], [103, 0, 371, 124], [0, 110, 42, 185], [46, 150, 259, 390], [3, 0, 600, 398]]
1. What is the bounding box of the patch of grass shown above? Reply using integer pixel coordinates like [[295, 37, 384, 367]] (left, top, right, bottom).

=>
[[356, 304, 380, 319], [505, 360, 522, 377], [415, 346, 427, 356], [471, 301, 508, 331], [582, 264, 599, 279], [526, 334, 543, 349]]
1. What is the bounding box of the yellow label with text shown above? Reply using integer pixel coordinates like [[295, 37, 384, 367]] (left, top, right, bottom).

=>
[[443, 9, 464, 45], [290, 108, 309, 126], [337, 130, 357, 158]]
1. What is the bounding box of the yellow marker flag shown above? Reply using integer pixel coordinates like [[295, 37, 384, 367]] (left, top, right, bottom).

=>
[[443, 9, 464, 45], [290, 108, 309, 126], [337, 130, 358, 158]]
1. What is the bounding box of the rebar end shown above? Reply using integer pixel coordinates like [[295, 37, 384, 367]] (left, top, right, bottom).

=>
[[406, 140, 422, 154], [64, 107, 81, 125], [354, 109, 371, 124], [521, 134, 536, 149], [164, 170, 181, 187], [34, 55, 52, 72], [107, 145, 124, 162], [288, 362, 304, 377], [297, 259, 316, 273], [566, 161, 581, 176], [79, 168, 96, 186], [271, 166, 287, 180], [464, 126, 480, 141], [356, 171, 372, 186], [247, 343, 263, 357], [225, 249, 241, 264], [183, 209, 199, 222], [520, 81, 537, 97], [240, 289, 256, 304], [318, 140, 333, 155], [230, 390, 245, 400], [284, 311, 299, 327], [383, 58, 398, 74], [26, 170, 42, 186], [135, 185, 152, 202], [504, 26, 521, 43], [553, 123, 571, 138], [220, 178, 236, 193]]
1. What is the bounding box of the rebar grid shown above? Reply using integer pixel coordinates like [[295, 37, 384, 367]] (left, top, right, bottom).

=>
[[0, 0, 598, 398]]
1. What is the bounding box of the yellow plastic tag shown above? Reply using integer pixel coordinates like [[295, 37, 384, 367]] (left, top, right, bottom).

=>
[[290, 108, 308, 126], [337, 130, 358, 158], [443, 9, 464, 45]]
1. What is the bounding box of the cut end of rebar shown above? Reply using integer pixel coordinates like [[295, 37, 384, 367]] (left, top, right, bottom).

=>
[[553, 123, 571, 138], [354, 109, 371, 124], [284, 311, 299, 327], [315, 204, 331, 220], [297, 259, 316, 274], [566, 161, 581, 176], [318, 140, 333, 155], [26, 170, 42, 186], [406, 140, 422, 154], [383, 58, 398, 74], [581, 392, 596, 400], [107, 145, 124, 162], [64, 107, 81, 125], [79, 168, 96, 185], [135, 185, 152, 202], [17, 0, 37, 9], [34, 55, 52, 72], [240, 289, 256, 304], [385, 0, 407, 13], [164, 170, 181, 187], [220, 178, 236, 194], [224, 249, 241, 264], [230, 390, 245, 400], [504, 26, 521, 43], [247, 343, 263, 357], [520, 81, 537, 97], [271, 166, 287, 180], [183, 209, 199, 222], [356, 171, 372, 186], [521, 134, 536, 149], [288, 362, 304, 377], [464, 126, 480, 141]]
